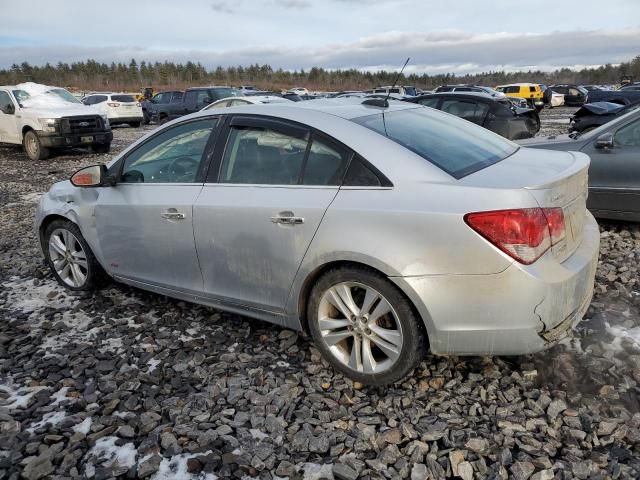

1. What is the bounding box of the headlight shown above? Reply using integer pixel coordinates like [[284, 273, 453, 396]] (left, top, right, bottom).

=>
[[101, 115, 110, 129], [38, 118, 59, 133]]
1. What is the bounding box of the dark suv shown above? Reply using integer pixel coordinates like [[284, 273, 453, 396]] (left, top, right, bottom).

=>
[[143, 91, 183, 124], [151, 87, 240, 123]]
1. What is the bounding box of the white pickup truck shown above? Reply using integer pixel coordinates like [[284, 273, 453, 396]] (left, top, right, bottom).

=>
[[0, 83, 113, 160]]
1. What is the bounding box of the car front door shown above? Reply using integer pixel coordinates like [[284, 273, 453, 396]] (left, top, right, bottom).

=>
[[193, 116, 351, 312], [582, 117, 640, 217], [94, 117, 219, 292], [0, 90, 20, 144]]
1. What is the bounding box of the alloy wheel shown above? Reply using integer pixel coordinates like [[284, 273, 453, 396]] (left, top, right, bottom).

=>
[[48, 228, 88, 288], [317, 281, 403, 374]]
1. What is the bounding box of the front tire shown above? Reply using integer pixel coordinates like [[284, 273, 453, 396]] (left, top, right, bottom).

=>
[[308, 266, 427, 385], [23, 130, 49, 160], [43, 219, 106, 291], [92, 142, 111, 154]]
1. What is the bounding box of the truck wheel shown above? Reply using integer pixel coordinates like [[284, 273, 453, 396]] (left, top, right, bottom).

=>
[[129, 121, 141, 128], [92, 142, 111, 154], [23, 130, 50, 161], [159, 115, 170, 125]]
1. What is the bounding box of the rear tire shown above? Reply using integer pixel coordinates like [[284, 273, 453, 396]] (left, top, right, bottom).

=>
[[159, 115, 170, 125], [43, 219, 107, 291], [92, 142, 111, 154], [23, 130, 49, 160], [307, 266, 427, 386], [129, 121, 141, 128]]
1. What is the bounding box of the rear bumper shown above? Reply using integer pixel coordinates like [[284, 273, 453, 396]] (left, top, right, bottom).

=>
[[39, 131, 113, 148], [109, 116, 143, 124], [393, 212, 599, 356]]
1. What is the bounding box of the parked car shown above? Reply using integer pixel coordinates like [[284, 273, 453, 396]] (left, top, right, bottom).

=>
[[36, 98, 598, 385], [142, 90, 183, 124], [507, 96, 530, 108], [0, 83, 112, 160], [405, 92, 540, 139], [582, 85, 609, 92], [620, 83, 640, 92], [435, 85, 505, 98], [495, 83, 544, 109], [570, 101, 640, 133], [287, 87, 309, 96], [201, 95, 292, 110], [547, 85, 588, 106], [585, 88, 640, 105], [150, 86, 240, 123], [518, 107, 640, 221], [82, 93, 143, 128], [371, 86, 414, 96]]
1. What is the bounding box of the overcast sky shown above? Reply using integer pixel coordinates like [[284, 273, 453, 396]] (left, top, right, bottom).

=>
[[1, 0, 638, 74]]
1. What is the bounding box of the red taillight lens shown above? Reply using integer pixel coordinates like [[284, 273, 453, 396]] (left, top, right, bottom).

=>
[[543, 207, 565, 246], [465, 208, 565, 265]]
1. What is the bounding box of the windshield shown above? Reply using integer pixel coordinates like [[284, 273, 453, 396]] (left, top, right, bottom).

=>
[[210, 88, 241, 101], [111, 94, 136, 103], [353, 107, 518, 179], [49, 88, 81, 103], [12, 89, 30, 103]]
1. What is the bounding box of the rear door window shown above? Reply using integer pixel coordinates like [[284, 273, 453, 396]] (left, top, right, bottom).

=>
[[220, 126, 309, 185], [441, 99, 489, 124], [302, 134, 350, 186], [353, 107, 517, 179], [171, 92, 184, 103]]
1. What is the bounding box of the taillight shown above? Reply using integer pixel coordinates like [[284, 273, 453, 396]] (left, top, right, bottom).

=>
[[108, 102, 120, 107], [136, 102, 141, 107], [465, 208, 565, 265]]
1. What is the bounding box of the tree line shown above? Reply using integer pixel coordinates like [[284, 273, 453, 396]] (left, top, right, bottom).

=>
[[1, 55, 639, 92]]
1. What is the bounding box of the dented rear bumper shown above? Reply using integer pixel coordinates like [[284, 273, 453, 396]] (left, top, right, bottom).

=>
[[392, 212, 599, 356]]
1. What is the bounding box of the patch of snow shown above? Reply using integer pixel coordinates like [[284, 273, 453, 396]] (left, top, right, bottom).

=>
[[2, 277, 73, 314], [249, 429, 268, 440], [0, 383, 48, 410], [151, 452, 217, 480], [27, 411, 67, 433], [606, 322, 640, 351], [87, 436, 137, 471], [147, 358, 161, 373], [72, 417, 92, 435], [99, 337, 123, 353], [297, 462, 335, 480], [276, 361, 290, 368], [50, 386, 70, 405]]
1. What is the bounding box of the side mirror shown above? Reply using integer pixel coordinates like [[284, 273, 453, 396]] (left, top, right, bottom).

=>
[[595, 133, 614, 149], [1, 103, 15, 114], [70, 164, 116, 188]]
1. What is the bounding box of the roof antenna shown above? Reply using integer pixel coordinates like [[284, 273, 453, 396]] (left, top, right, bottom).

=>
[[362, 57, 410, 108]]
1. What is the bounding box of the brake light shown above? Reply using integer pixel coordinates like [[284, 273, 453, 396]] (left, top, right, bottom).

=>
[[465, 208, 565, 265], [108, 102, 120, 107]]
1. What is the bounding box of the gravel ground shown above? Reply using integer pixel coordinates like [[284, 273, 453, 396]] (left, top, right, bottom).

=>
[[0, 110, 639, 480]]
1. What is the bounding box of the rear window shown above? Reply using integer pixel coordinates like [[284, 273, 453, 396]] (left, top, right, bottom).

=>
[[352, 107, 517, 179], [111, 95, 135, 102]]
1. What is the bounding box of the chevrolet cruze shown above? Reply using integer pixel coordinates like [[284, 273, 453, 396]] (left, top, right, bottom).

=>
[[35, 98, 599, 385]]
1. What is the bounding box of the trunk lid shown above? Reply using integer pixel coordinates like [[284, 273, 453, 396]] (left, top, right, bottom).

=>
[[461, 146, 589, 262]]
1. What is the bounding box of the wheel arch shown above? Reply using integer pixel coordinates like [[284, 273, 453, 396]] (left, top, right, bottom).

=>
[[21, 124, 35, 141], [294, 259, 432, 348]]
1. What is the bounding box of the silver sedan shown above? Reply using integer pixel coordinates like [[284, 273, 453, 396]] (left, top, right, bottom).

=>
[[35, 98, 599, 385]]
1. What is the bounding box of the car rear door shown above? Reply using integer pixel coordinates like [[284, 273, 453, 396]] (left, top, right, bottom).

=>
[[94, 117, 220, 292], [581, 117, 640, 217], [193, 115, 351, 312]]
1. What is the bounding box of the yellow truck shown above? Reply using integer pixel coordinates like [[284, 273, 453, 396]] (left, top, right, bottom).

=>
[[496, 83, 544, 109]]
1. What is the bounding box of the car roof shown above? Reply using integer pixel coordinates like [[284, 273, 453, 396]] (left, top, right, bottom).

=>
[[497, 83, 538, 87], [417, 91, 497, 101], [186, 86, 234, 90], [192, 97, 418, 121]]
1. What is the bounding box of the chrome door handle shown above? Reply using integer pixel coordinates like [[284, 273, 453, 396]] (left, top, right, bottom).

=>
[[161, 210, 186, 220], [270, 214, 304, 225]]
